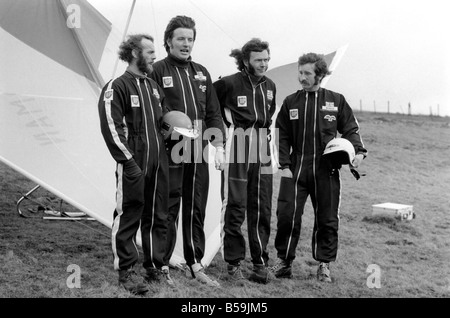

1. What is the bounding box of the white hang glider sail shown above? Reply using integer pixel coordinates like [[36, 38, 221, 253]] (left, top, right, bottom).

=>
[[0, 0, 346, 269]]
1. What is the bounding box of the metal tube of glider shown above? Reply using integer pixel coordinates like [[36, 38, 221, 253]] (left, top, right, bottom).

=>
[[111, 0, 136, 79]]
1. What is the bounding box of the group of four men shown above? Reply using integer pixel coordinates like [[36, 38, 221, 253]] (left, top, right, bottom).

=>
[[98, 15, 367, 295]]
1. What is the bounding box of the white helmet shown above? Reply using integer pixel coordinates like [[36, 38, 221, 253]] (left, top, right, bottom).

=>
[[161, 111, 199, 139], [323, 137, 355, 166]]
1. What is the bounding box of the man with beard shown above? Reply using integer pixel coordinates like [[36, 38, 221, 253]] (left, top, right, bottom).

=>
[[98, 34, 172, 294], [271, 52, 367, 283], [149, 15, 225, 287], [213, 38, 277, 284]]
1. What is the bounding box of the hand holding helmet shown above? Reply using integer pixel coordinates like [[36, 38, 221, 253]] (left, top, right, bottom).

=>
[[351, 153, 364, 169], [323, 137, 365, 180]]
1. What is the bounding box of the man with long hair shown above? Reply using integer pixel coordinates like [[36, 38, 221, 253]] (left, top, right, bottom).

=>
[[213, 38, 277, 284]]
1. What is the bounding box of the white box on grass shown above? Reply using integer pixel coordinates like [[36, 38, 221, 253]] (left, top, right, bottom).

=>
[[372, 202, 415, 221]]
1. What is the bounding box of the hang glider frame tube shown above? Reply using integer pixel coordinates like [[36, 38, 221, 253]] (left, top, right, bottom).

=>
[[16, 184, 94, 220]]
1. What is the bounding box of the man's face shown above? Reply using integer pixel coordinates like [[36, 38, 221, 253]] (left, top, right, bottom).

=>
[[136, 38, 156, 74], [168, 28, 194, 60], [245, 50, 270, 78], [298, 63, 320, 91]]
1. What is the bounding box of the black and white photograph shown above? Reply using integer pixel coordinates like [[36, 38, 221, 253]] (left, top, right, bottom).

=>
[[1, 0, 448, 305]]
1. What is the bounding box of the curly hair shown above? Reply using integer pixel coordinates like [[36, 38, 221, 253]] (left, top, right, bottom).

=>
[[230, 38, 270, 71], [298, 52, 332, 78], [118, 34, 154, 63], [163, 15, 196, 53]]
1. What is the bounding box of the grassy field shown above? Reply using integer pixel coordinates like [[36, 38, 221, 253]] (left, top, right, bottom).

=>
[[1, 111, 449, 299]]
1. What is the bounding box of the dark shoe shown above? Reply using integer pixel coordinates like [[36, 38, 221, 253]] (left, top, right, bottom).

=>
[[270, 258, 293, 278], [317, 262, 332, 282], [226, 264, 246, 285], [144, 267, 161, 283], [248, 264, 271, 284], [118, 268, 149, 295]]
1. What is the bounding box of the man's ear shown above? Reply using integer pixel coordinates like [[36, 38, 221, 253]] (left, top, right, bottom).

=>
[[132, 49, 139, 59]]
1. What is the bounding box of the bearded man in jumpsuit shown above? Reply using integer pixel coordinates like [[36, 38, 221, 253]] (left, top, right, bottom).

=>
[[98, 34, 172, 294]]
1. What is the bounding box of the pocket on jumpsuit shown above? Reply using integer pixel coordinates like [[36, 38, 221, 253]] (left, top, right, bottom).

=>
[[122, 160, 145, 206]]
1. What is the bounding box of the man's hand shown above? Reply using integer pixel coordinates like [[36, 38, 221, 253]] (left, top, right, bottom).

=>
[[123, 159, 142, 178], [215, 146, 225, 171], [351, 153, 365, 169], [280, 168, 293, 178]]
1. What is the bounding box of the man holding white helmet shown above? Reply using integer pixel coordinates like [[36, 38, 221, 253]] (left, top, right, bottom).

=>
[[271, 52, 367, 282]]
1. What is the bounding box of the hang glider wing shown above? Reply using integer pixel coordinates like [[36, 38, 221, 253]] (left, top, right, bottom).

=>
[[0, 0, 119, 227]]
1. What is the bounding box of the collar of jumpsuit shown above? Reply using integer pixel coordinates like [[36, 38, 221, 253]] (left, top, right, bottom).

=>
[[242, 68, 266, 87], [167, 53, 192, 68]]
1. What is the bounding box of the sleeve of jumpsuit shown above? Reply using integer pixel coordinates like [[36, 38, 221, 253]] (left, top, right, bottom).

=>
[[275, 98, 293, 169], [336, 95, 368, 156], [212, 78, 230, 127], [98, 80, 135, 164], [204, 70, 225, 148]]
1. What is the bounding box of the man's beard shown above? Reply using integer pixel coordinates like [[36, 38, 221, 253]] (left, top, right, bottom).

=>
[[247, 63, 256, 76], [137, 53, 152, 74]]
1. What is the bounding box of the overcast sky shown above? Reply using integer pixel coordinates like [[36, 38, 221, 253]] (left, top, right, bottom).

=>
[[90, 0, 450, 116]]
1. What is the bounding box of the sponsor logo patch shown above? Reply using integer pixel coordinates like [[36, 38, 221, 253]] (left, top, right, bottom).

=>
[[131, 95, 140, 107], [163, 76, 173, 88], [194, 72, 207, 81], [324, 114, 336, 122], [237, 96, 247, 107], [322, 102, 338, 111], [153, 88, 160, 99], [290, 109, 298, 120], [104, 89, 113, 101]]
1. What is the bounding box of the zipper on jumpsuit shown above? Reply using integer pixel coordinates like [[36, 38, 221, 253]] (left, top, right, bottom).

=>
[[174, 66, 200, 264], [135, 78, 162, 266], [286, 91, 319, 256], [247, 74, 267, 265]]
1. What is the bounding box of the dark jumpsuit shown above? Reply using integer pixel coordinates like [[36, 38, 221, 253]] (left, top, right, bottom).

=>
[[98, 71, 169, 271], [214, 70, 276, 266], [275, 88, 367, 263], [149, 54, 225, 267]]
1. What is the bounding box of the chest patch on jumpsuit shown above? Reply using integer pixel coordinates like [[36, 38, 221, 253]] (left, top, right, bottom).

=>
[[153, 88, 160, 100], [104, 89, 113, 101], [237, 96, 247, 107], [130, 95, 140, 108], [162, 76, 174, 88], [322, 102, 338, 111], [290, 109, 299, 120]]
